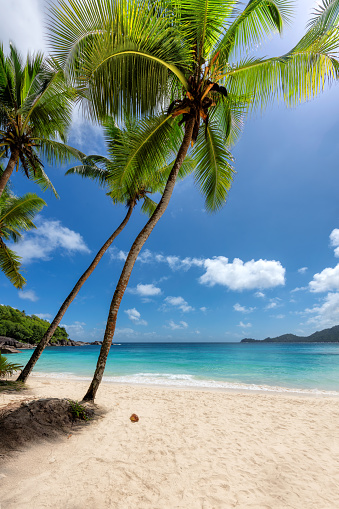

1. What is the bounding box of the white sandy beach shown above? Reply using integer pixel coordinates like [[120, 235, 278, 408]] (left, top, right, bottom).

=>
[[0, 378, 339, 509]]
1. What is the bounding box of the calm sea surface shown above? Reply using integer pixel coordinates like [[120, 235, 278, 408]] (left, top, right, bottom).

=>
[[16, 342, 339, 395]]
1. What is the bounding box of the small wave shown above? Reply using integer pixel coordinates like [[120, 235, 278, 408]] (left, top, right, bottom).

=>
[[30, 371, 339, 396]]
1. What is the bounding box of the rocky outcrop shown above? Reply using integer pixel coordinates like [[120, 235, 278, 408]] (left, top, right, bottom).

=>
[[0, 337, 34, 350], [0, 335, 102, 350], [0, 345, 21, 354]]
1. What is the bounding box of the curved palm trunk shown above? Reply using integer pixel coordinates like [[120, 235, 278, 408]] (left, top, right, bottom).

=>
[[0, 150, 19, 197], [83, 118, 195, 402], [17, 203, 135, 383]]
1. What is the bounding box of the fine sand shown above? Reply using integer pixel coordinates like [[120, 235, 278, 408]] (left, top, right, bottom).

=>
[[0, 378, 338, 509]]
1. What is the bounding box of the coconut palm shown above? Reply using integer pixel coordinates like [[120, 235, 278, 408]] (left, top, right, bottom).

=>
[[0, 184, 46, 289], [17, 114, 193, 382], [48, 0, 339, 401], [0, 43, 78, 197]]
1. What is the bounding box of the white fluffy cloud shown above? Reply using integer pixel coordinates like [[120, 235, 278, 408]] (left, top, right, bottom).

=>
[[34, 313, 52, 321], [305, 293, 339, 328], [110, 248, 286, 292], [254, 291, 265, 298], [307, 229, 339, 293], [164, 296, 194, 313], [330, 229, 339, 257], [61, 321, 86, 339], [116, 327, 135, 335], [18, 290, 39, 302], [298, 267, 308, 274], [0, 0, 45, 54], [129, 283, 162, 297], [111, 247, 204, 271], [124, 308, 147, 326], [13, 218, 90, 263], [238, 321, 252, 328], [265, 302, 277, 310], [233, 303, 256, 313], [167, 320, 188, 330], [309, 264, 339, 293], [199, 257, 285, 291]]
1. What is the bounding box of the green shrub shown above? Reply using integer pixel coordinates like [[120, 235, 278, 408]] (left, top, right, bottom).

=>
[[68, 400, 90, 421]]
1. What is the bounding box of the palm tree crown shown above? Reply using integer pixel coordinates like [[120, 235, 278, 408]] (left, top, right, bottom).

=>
[[49, 0, 339, 211], [67, 114, 195, 213], [0, 44, 77, 197]]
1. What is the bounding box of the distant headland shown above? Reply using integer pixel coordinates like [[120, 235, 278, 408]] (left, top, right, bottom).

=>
[[241, 325, 339, 343]]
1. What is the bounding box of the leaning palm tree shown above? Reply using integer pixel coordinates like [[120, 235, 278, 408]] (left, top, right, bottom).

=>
[[49, 0, 339, 401], [0, 184, 46, 289], [0, 44, 77, 197], [17, 114, 193, 382]]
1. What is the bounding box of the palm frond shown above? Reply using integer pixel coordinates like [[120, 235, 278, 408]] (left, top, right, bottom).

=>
[[0, 193, 46, 239], [0, 239, 26, 289], [193, 120, 235, 212], [140, 195, 158, 217], [174, 0, 236, 58], [108, 113, 179, 190], [38, 139, 85, 164], [217, 0, 293, 61], [66, 155, 112, 187], [48, 0, 188, 119], [307, 0, 339, 30]]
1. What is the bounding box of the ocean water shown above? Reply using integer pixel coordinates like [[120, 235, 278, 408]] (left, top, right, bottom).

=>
[[15, 342, 339, 395]]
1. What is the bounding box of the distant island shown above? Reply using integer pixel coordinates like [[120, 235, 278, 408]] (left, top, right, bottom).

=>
[[241, 325, 339, 343]]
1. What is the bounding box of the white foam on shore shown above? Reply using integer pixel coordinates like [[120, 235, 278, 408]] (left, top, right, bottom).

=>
[[30, 371, 339, 396]]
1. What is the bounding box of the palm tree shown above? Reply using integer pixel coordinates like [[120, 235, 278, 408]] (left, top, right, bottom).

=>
[[17, 114, 193, 382], [48, 0, 339, 401], [0, 44, 77, 197], [0, 184, 46, 289]]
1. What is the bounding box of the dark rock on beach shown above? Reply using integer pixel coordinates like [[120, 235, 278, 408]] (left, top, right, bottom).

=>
[[0, 337, 34, 352]]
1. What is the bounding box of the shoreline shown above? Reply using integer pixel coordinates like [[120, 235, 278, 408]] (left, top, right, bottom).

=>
[[1, 377, 339, 508], [28, 371, 339, 398]]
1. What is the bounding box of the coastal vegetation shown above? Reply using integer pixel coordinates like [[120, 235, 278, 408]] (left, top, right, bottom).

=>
[[47, 0, 339, 401], [0, 305, 69, 344]]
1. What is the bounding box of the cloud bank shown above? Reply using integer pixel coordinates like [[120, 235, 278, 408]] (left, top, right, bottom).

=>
[[13, 218, 90, 264]]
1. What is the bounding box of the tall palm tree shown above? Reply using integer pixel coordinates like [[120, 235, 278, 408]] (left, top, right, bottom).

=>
[[0, 44, 77, 197], [0, 184, 46, 289], [49, 0, 339, 401], [17, 114, 193, 382]]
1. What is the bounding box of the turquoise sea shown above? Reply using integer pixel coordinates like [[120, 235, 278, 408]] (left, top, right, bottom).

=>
[[15, 342, 339, 395]]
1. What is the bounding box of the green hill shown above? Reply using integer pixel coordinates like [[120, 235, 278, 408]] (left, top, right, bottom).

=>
[[241, 325, 339, 343], [0, 305, 70, 345]]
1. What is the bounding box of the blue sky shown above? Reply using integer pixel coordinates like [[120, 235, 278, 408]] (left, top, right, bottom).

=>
[[1, 0, 339, 342]]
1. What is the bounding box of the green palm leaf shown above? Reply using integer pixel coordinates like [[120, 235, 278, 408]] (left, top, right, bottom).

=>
[[307, 0, 339, 29], [0, 189, 45, 288], [49, 0, 188, 119], [0, 240, 26, 289], [217, 0, 293, 62], [193, 120, 235, 212]]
